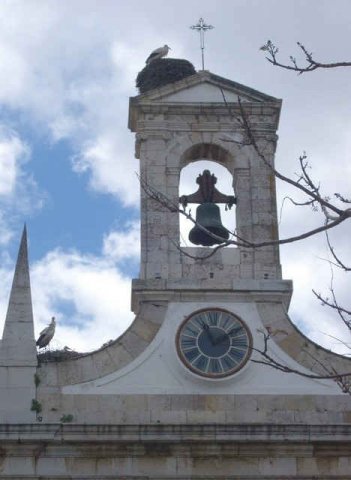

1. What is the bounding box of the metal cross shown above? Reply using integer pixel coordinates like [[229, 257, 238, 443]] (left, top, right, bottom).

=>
[[190, 18, 214, 70]]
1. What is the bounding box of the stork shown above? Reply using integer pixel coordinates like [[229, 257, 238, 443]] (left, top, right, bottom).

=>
[[146, 45, 171, 65], [36, 316, 56, 350]]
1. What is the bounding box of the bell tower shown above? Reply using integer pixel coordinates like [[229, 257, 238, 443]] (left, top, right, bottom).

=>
[[129, 69, 289, 313]]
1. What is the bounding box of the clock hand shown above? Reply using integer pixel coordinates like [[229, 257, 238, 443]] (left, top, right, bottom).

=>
[[202, 324, 215, 345], [212, 332, 228, 345], [213, 326, 243, 345]]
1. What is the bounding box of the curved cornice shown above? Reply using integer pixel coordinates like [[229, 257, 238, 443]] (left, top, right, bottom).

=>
[[257, 301, 351, 376], [38, 302, 167, 386]]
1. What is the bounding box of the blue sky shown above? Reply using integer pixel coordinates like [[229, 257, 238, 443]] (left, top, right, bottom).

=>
[[26, 137, 138, 266], [0, 0, 350, 352]]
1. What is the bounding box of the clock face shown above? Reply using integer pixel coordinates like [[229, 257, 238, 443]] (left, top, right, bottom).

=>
[[176, 308, 252, 378]]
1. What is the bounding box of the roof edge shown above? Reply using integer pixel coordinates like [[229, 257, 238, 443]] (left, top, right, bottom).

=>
[[131, 69, 281, 104]]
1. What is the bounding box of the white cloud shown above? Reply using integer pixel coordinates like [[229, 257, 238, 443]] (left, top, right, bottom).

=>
[[111, 41, 147, 93], [0, 2, 143, 207], [31, 248, 134, 352], [0, 127, 29, 197], [103, 221, 140, 261], [73, 133, 139, 206], [0, 214, 13, 246], [0, 127, 43, 246], [0, 43, 28, 104]]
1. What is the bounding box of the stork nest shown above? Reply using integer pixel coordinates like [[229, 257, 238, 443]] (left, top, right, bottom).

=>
[[136, 58, 196, 94], [37, 348, 84, 363]]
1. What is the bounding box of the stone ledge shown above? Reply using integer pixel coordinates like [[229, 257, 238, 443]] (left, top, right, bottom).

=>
[[131, 279, 293, 313], [132, 278, 292, 292], [1, 423, 351, 443]]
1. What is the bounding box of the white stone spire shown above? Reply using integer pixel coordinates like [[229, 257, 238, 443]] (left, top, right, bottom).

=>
[[0, 225, 37, 366]]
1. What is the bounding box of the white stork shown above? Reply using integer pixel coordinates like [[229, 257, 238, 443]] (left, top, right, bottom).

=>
[[146, 45, 171, 65], [36, 316, 56, 349]]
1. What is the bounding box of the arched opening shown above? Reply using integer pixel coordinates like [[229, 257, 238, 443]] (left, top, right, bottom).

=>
[[179, 143, 234, 170], [179, 159, 236, 247]]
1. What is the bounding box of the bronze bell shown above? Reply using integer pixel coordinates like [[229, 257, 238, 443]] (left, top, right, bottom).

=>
[[189, 202, 230, 246]]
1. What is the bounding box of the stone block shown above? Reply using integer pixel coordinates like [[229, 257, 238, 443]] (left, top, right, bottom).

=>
[[259, 457, 297, 476], [190, 132, 203, 144], [278, 333, 307, 358], [132, 318, 159, 343], [0, 366, 8, 385], [267, 409, 296, 423], [201, 132, 214, 144], [186, 455, 261, 476], [148, 394, 172, 411], [122, 408, 151, 424], [95, 457, 114, 475], [150, 409, 187, 423], [57, 354, 98, 385], [343, 411, 351, 422], [90, 349, 116, 377], [36, 456, 67, 476], [240, 264, 254, 279], [37, 362, 58, 386], [338, 456, 351, 474], [251, 173, 272, 187], [106, 343, 133, 370], [296, 456, 339, 476], [186, 409, 226, 423], [0, 386, 35, 410], [166, 175, 179, 187], [122, 330, 148, 358], [38, 388, 62, 410], [1, 457, 35, 476], [65, 456, 98, 476], [131, 455, 178, 477]]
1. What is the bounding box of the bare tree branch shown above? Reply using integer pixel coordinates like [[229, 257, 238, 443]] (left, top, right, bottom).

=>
[[260, 40, 351, 74], [236, 97, 346, 217], [319, 332, 351, 355], [313, 289, 351, 331], [170, 238, 231, 260], [243, 40, 351, 391], [335, 193, 351, 204], [325, 231, 351, 271], [140, 170, 349, 253], [252, 331, 351, 393]]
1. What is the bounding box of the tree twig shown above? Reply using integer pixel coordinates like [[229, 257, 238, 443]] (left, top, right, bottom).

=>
[[260, 40, 351, 74]]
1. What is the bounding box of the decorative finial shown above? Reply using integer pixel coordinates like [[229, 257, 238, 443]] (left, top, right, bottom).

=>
[[190, 17, 214, 70]]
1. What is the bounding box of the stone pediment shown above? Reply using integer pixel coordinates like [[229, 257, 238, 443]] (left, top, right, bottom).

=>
[[133, 70, 281, 105]]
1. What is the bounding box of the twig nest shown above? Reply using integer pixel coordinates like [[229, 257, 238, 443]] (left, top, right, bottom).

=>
[[136, 58, 196, 94]]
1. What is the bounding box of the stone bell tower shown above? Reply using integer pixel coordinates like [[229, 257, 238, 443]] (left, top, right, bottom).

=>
[[129, 68, 288, 313]]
